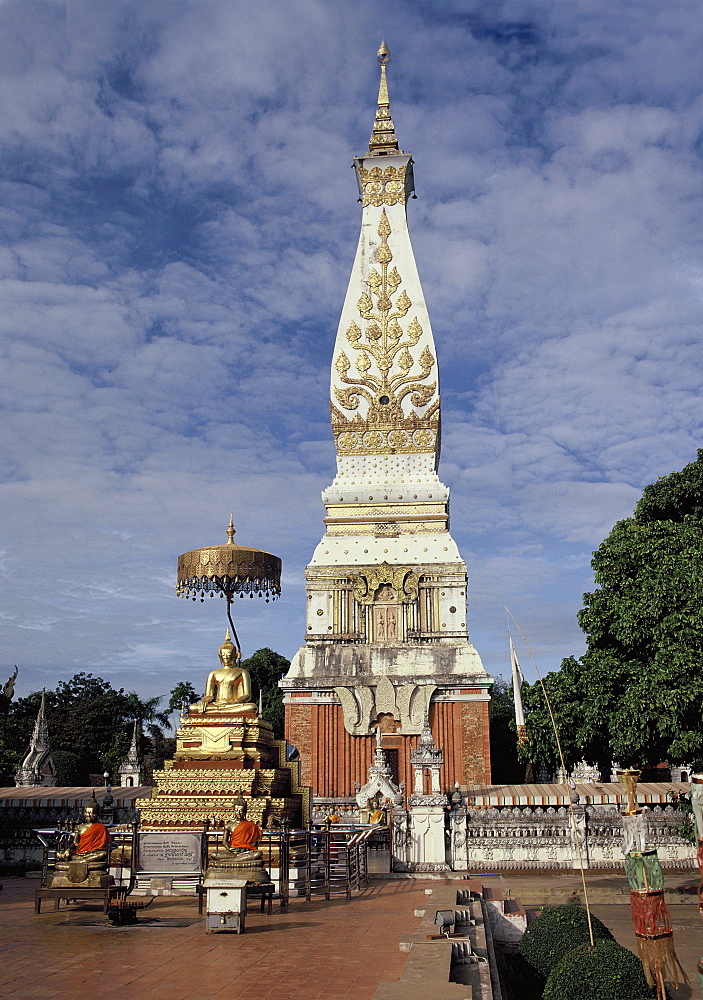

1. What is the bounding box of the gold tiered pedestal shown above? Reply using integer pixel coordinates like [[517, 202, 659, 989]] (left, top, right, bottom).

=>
[[137, 708, 308, 831]]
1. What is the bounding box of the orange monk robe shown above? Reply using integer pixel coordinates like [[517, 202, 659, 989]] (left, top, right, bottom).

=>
[[229, 819, 262, 850], [76, 822, 109, 855]]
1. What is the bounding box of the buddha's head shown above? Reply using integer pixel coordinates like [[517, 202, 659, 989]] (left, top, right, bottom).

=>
[[232, 792, 247, 822], [219, 629, 240, 668], [83, 797, 100, 823]]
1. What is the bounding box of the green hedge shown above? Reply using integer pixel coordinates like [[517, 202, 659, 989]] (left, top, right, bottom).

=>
[[543, 939, 655, 1000], [518, 903, 614, 979]]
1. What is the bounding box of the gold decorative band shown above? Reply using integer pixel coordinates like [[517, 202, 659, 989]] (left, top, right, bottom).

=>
[[334, 424, 437, 455], [358, 163, 407, 207]]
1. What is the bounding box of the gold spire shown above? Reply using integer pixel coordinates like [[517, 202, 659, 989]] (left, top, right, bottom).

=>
[[226, 512, 235, 544], [369, 40, 401, 155]]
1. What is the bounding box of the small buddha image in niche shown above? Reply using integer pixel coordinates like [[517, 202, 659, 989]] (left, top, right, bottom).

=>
[[373, 584, 398, 641], [375, 712, 399, 734]]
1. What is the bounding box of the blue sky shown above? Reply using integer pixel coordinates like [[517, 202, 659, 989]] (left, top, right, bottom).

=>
[[2, 0, 703, 706]]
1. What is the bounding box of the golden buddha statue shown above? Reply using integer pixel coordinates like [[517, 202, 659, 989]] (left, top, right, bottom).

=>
[[209, 794, 270, 884], [50, 795, 112, 888], [192, 631, 257, 715], [222, 795, 263, 860]]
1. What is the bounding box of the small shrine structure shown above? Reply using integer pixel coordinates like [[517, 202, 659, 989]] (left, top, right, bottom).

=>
[[118, 721, 147, 787]]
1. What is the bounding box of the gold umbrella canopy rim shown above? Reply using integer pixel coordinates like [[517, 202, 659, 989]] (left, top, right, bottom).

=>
[[176, 542, 282, 601]]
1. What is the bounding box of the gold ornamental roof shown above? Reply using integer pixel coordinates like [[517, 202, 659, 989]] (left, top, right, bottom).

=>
[[176, 515, 281, 603]]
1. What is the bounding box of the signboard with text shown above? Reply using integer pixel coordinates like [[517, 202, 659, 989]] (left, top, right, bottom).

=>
[[138, 832, 202, 872]]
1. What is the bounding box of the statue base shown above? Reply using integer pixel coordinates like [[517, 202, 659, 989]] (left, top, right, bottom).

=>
[[49, 867, 112, 889], [205, 854, 271, 886], [137, 714, 310, 831]]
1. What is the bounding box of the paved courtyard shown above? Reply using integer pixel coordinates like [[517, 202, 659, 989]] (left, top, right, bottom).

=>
[[2, 869, 702, 1000], [1, 877, 425, 1000]]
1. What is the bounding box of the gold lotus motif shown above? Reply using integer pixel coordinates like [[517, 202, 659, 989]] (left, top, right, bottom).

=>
[[337, 431, 359, 451], [388, 429, 409, 448], [413, 429, 434, 448]]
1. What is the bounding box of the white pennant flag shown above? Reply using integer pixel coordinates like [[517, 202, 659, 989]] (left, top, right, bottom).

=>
[[510, 637, 526, 729]]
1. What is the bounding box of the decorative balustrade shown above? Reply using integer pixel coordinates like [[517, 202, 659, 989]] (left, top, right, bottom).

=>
[[447, 803, 695, 871]]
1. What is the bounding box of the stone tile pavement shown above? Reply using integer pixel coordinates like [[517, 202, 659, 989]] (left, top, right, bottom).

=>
[[0, 877, 427, 1000], [3, 869, 703, 1000]]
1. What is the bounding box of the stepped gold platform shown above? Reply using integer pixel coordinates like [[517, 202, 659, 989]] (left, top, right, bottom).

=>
[[137, 709, 309, 831]]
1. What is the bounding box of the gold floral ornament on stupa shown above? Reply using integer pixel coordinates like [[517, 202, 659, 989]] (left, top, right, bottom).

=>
[[176, 514, 281, 655]]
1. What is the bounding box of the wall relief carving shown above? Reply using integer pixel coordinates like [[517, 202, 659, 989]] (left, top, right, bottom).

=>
[[334, 678, 435, 736], [350, 562, 419, 605]]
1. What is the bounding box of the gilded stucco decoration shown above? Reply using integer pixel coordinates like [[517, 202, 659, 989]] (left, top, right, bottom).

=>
[[332, 210, 439, 459], [358, 164, 407, 207], [331, 406, 438, 456], [350, 562, 420, 605], [334, 210, 435, 421]]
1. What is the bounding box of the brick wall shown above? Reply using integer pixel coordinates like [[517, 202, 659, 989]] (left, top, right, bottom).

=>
[[461, 700, 491, 784], [287, 698, 492, 797], [285, 704, 313, 787]]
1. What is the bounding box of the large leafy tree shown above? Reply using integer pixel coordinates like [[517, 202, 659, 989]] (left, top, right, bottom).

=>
[[167, 681, 200, 716], [0, 673, 171, 785], [241, 648, 289, 740], [523, 450, 703, 772]]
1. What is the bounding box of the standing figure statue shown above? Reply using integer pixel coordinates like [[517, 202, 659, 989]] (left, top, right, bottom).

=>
[[50, 794, 111, 887], [193, 631, 257, 715]]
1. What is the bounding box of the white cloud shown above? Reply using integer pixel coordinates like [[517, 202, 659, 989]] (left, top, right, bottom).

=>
[[1, 0, 703, 701]]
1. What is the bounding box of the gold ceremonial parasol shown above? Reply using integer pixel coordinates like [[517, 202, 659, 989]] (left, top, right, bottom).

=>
[[176, 514, 281, 654]]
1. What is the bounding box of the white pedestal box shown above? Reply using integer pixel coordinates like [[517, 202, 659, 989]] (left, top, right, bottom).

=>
[[204, 876, 247, 933]]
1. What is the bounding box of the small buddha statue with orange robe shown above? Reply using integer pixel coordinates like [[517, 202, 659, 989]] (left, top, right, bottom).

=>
[[205, 797, 271, 886], [207, 794, 270, 884], [221, 795, 263, 862], [50, 795, 112, 888]]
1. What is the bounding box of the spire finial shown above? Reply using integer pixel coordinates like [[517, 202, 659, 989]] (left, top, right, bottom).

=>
[[369, 40, 401, 155], [226, 513, 236, 544]]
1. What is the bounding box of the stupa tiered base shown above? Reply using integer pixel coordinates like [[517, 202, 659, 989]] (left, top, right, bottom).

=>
[[137, 708, 309, 831]]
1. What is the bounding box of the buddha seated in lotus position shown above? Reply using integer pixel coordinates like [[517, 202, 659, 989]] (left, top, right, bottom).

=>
[[207, 796, 270, 884], [50, 796, 111, 887], [192, 631, 257, 715], [216, 796, 264, 862]]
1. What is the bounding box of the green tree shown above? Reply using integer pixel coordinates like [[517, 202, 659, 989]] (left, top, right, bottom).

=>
[[523, 450, 703, 772], [241, 648, 290, 739], [489, 678, 525, 783], [1, 673, 172, 785], [167, 681, 199, 715]]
